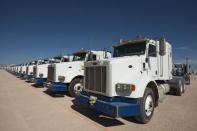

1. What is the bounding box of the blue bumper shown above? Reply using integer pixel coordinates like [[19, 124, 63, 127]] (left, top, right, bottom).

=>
[[44, 82, 68, 92], [74, 92, 140, 118], [35, 78, 47, 86]]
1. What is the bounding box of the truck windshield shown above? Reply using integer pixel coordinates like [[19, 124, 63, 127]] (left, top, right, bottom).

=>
[[174, 64, 182, 68], [38, 60, 49, 65], [51, 57, 62, 63], [113, 42, 146, 57], [30, 61, 36, 65], [61, 58, 69, 62], [73, 53, 86, 61]]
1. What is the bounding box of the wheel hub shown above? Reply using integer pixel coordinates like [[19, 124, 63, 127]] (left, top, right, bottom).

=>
[[145, 95, 153, 116], [74, 83, 83, 93]]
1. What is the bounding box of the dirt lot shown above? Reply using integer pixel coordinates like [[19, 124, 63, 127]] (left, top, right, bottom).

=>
[[0, 70, 197, 131]]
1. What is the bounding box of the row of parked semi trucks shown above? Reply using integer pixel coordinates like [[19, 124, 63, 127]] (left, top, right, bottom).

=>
[[5, 37, 190, 124]]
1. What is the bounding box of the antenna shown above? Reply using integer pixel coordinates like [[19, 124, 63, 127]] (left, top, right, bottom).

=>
[[119, 39, 124, 43]]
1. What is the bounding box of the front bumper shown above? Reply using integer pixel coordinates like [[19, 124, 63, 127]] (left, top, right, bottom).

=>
[[35, 78, 47, 86], [44, 82, 68, 92], [19, 73, 25, 78], [74, 91, 140, 118], [24, 75, 33, 81], [29, 77, 35, 83]]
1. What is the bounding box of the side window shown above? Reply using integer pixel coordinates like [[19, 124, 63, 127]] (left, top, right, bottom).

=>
[[92, 54, 97, 60], [148, 44, 156, 57], [87, 54, 97, 61], [62, 58, 69, 62]]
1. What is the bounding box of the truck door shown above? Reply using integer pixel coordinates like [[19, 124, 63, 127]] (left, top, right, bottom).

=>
[[148, 44, 158, 77]]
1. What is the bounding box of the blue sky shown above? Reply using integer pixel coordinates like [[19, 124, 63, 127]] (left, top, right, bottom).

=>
[[0, 0, 197, 70]]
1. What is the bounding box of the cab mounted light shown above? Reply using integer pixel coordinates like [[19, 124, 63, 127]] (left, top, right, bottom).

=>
[[131, 84, 136, 91]]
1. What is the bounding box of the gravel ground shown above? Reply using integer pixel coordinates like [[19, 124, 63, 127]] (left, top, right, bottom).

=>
[[0, 70, 197, 131]]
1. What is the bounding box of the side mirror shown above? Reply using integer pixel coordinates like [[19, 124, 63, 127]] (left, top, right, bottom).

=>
[[144, 57, 150, 70], [159, 37, 166, 56], [103, 48, 107, 59], [87, 52, 93, 61]]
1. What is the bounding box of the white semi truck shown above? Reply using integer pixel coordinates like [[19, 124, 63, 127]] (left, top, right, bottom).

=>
[[25, 61, 38, 80], [19, 63, 29, 78], [44, 49, 111, 97], [173, 62, 190, 85], [15, 64, 20, 75], [13, 64, 19, 75], [74, 37, 186, 124], [33, 56, 71, 86]]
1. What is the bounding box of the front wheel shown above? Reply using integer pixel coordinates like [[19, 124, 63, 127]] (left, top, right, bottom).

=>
[[135, 87, 155, 124], [68, 78, 83, 97]]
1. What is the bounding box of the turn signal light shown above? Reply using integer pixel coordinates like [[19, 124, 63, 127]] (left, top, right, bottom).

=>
[[131, 84, 136, 91]]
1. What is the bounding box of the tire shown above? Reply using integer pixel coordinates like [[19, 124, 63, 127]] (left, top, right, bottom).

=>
[[187, 78, 190, 85], [185, 76, 190, 85], [68, 78, 83, 97], [176, 80, 183, 96], [135, 87, 155, 124], [182, 81, 185, 93]]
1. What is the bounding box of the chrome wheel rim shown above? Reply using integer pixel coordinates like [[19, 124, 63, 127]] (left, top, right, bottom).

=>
[[180, 82, 183, 93], [74, 83, 83, 93], [145, 95, 154, 116]]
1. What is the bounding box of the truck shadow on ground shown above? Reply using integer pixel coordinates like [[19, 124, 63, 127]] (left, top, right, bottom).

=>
[[122, 117, 142, 124], [25, 80, 32, 83], [43, 89, 66, 98], [70, 101, 125, 127], [31, 84, 44, 88]]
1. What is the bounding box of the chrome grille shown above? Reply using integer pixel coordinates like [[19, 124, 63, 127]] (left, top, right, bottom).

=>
[[47, 66, 54, 82], [85, 66, 106, 94], [33, 67, 36, 77]]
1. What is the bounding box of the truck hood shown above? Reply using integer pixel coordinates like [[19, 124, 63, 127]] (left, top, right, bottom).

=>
[[109, 55, 143, 64], [55, 61, 84, 69], [54, 61, 84, 82], [37, 64, 49, 69]]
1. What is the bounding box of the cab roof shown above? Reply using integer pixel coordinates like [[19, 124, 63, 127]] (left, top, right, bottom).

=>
[[73, 49, 88, 55], [113, 38, 149, 48]]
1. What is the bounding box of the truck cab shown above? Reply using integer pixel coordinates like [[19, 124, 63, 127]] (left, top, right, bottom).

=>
[[20, 63, 29, 78], [74, 37, 184, 124], [171, 62, 190, 88], [25, 61, 38, 80], [173, 63, 190, 84], [15, 64, 20, 76], [45, 49, 111, 97], [34, 56, 71, 86]]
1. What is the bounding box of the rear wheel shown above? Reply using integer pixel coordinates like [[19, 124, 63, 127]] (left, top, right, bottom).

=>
[[135, 87, 155, 124], [176, 80, 183, 96], [185, 75, 190, 85], [68, 78, 83, 97]]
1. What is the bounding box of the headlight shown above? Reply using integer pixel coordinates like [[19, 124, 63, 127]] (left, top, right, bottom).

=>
[[39, 73, 43, 78], [58, 76, 65, 82], [115, 83, 135, 96]]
